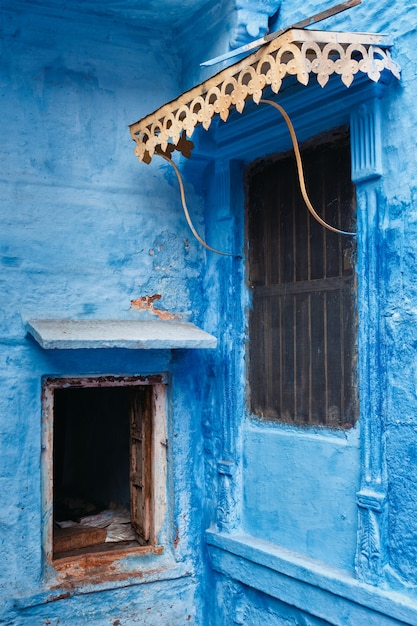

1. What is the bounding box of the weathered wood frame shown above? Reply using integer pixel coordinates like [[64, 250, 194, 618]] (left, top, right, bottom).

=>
[[41, 375, 167, 570]]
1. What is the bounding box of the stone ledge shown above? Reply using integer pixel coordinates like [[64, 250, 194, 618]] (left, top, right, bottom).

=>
[[206, 530, 417, 625], [26, 319, 217, 350], [13, 560, 192, 610]]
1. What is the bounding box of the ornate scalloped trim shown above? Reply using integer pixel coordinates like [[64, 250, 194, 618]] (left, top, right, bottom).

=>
[[129, 29, 400, 164]]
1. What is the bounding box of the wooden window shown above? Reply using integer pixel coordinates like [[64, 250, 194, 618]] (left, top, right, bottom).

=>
[[129, 386, 152, 545], [246, 130, 358, 427], [43, 377, 166, 562]]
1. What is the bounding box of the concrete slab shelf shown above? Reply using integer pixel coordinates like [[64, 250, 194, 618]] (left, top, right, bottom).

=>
[[26, 319, 217, 350]]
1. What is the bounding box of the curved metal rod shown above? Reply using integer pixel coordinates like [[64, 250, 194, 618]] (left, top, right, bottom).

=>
[[260, 99, 356, 236], [158, 152, 236, 256]]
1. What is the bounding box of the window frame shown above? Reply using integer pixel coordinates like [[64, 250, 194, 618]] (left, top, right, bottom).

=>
[[41, 374, 167, 571]]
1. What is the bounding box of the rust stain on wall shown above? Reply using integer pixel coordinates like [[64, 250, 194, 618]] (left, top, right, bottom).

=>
[[130, 294, 177, 320], [52, 544, 165, 588]]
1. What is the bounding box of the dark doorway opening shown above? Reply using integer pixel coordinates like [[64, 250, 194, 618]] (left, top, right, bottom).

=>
[[52, 383, 153, 558]]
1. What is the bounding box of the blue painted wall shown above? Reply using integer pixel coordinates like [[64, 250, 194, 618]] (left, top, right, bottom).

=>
[[0, 1, 221, 623], [191, 1, 417, 624], [2, 0, 417, 624]]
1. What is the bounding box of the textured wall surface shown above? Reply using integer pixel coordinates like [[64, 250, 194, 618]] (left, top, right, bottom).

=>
[[0, 1, 219, 623], [195, 0, 417, 624], [242, 426, 360, 570], [2, 0, 417, 624]]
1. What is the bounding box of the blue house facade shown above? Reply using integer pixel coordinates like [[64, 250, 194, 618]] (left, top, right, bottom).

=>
[[1, 1, 417, 624]]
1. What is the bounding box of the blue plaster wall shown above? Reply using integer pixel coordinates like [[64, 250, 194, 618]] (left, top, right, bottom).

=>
[[0, 1, 223, 623], [3, 0, 417, 624], [189, 1, 417, 625], [242, 426, 360, 570]]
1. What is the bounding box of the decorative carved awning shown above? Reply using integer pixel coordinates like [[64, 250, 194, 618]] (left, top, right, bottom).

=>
[[129, 28, 400, 164]]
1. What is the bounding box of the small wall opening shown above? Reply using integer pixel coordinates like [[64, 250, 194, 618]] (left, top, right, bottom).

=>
[[42, 376, 167, 564]]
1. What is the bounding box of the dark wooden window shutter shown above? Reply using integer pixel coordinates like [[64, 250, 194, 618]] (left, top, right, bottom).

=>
[[247, 131, 358, 427], [130, 386, 153, 544]]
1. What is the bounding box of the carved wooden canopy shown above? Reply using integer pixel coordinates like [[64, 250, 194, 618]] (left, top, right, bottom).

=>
[[129, 28, 400, 164]]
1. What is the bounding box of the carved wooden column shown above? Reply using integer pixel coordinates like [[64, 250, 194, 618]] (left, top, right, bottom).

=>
[[351, 99, 388, 584], [208, 158, 245, 533]]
